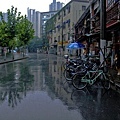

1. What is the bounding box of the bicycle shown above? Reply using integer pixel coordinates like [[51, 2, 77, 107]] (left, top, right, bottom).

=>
[[72, 45, 113, 90], [63, 55, 91, 81], [72, 67, 110, 90]]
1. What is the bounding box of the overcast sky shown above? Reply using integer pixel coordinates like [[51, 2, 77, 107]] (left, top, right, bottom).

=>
[[0, 0, 71, 15]]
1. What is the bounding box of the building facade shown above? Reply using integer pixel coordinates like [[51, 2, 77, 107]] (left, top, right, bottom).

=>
[[40, 11, 58, 36], [46, 0, 89, 55], [75, 0, 120, 67]]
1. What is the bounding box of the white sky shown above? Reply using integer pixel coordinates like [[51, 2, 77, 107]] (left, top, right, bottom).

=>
[[0, 0, 71, 15]]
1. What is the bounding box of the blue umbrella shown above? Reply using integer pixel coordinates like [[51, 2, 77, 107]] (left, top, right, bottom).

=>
[[66, 42, 85, 49]]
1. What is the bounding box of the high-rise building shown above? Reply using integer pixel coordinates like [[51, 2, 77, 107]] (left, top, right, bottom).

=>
[[49, 0, 64, 11], [3, 13, 8, 22], [27, 7, 57, 38], [27, 8, 41, 37], [27, 1, 64, 38], [27, 5, 57, 38], [27, 8, 36, 31], [0, 13, 8, 22], [36, 11, 41, 37]]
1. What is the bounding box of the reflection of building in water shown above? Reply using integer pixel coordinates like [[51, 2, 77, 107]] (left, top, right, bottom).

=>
[[30, 66, 44, 90], [48, 56, 75, 109], [29, 56, 50, 91]]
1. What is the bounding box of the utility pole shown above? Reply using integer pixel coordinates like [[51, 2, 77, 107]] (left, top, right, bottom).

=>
[[61, 10, 64, 55], [100, 0, 106, 64]]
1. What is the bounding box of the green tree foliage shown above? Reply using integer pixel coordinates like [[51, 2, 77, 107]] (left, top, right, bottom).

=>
[[0, 6, 34, 49], [28, 37, 43, 52], [16, 15, 34, 46], [0, 12, 9, 47]]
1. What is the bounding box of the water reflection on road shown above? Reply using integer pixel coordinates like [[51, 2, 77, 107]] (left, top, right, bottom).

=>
[[0, 53, 120, 120]]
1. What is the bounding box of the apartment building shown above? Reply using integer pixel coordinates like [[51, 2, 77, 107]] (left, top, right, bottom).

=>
[[46, 0, 89, 55], [40, 11, 58, 36]]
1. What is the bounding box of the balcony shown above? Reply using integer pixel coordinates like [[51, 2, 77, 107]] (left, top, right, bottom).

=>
[[91, 1, 120, 31], [106, 1, 120, 28]]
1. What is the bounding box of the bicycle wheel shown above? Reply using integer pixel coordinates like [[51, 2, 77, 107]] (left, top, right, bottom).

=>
[[63, 68, 73, 81], [101, 74, 111, 90], [72, 73, 87, 90]]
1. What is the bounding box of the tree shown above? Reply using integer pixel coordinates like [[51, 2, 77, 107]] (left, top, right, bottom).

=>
[[0, 12, 9, 47], [0, 6, 34, 59], [16, 15, 34, 55], [6, 6, 18, 49], [0, 6, 34, 56], [16, 15, 34, 46]]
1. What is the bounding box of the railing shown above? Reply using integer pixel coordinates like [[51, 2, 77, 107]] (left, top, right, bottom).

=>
[[106, 2, 120, 27], [92, 1, 119, 31]]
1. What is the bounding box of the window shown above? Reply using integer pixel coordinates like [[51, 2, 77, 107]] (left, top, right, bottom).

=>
[[68, 5, 71, 13], [43, 15, 46, 18], [82, 6, 86, 11], [44, 21, 46, 24], [54, 28, 56, 33], [58, 13, 60, 20], [46, 14, 50, 17], [57, 25, 60, 32], [64, 9, 66, 16], [68, 33, 70, 40], [58, 36, 60, 42], [62, 22, 66, 29], [66, 19, 70, 28], [51, 14, 54, 17], [54, 37, 56, 41], [63, 34, 66, 41]]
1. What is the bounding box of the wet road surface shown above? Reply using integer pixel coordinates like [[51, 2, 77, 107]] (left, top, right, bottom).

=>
[[0, 53, 120, 120]]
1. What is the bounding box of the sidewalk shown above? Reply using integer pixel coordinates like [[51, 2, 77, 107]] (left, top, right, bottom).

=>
[[0, 52, 29, 64]]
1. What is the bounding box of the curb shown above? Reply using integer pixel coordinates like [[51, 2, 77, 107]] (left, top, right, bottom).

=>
[[0, 56, 29, 65]]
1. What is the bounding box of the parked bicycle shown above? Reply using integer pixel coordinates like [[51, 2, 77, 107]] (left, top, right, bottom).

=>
[[72, 45, 113, 90], [63, 54, 99, 81]]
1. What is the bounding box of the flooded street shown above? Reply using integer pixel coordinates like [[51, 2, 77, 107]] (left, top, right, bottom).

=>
[[0, 53, 120, 120]]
